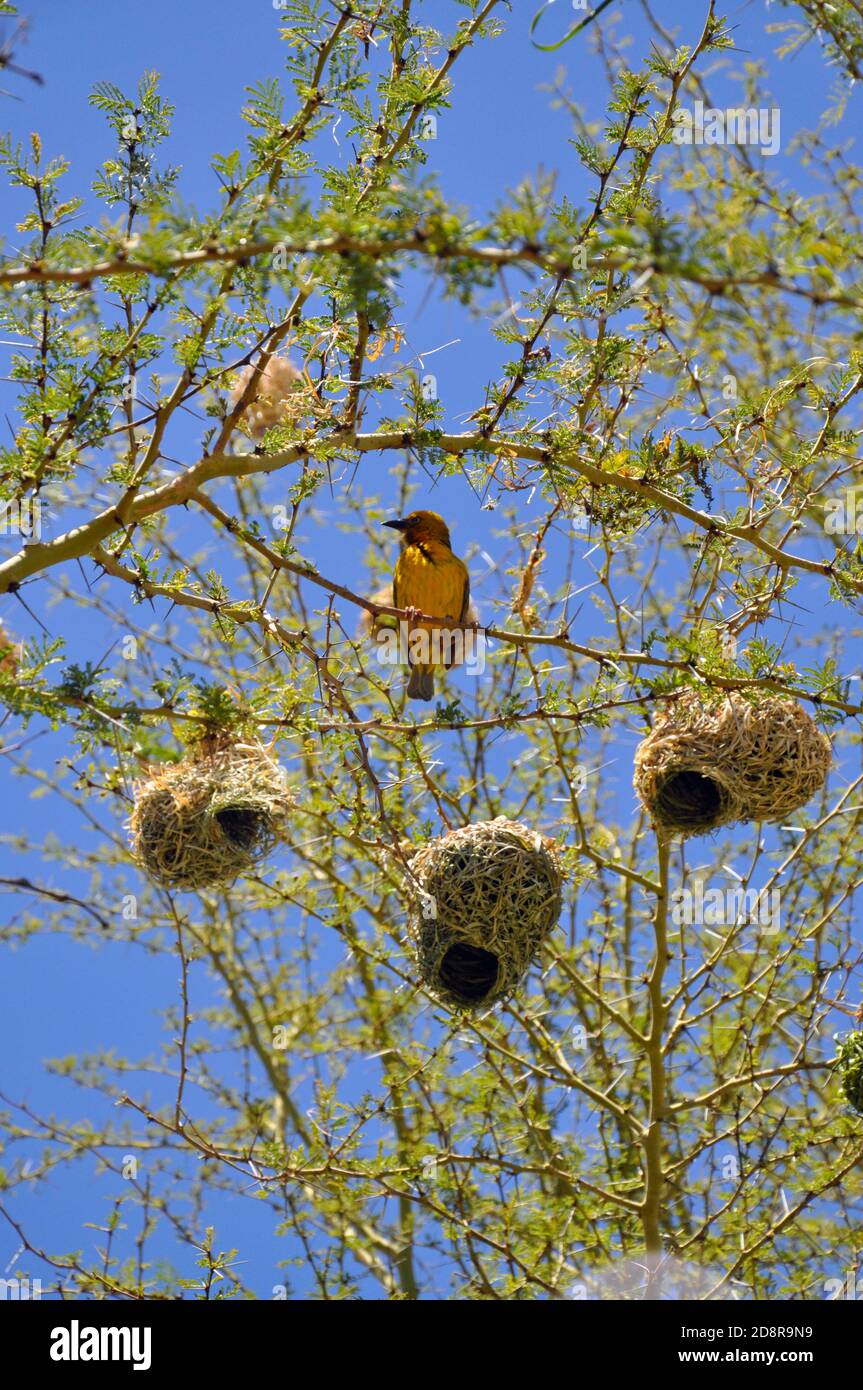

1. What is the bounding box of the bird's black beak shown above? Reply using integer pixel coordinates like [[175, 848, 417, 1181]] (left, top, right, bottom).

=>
[[384, 518, 407, 531]]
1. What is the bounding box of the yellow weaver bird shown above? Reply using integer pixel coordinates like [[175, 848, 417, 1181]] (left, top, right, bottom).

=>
[[384, 510, 471, 702]]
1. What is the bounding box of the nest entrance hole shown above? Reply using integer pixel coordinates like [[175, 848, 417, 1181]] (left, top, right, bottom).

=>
[[655, 770, 723, 832], [438, 942, 500, 1003], [215, 805, 267, 851]]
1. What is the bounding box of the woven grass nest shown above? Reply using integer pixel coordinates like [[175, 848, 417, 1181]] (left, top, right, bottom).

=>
[[836, 1031, 863, 1116], [404, 818, 563, 1013], [230, 355, 319, 439], [633, 692, 831, 837], [129, 742, 294, 891]]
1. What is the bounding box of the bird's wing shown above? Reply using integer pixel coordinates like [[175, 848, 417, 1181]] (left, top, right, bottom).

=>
[[458, 561, 470, 623], [392, 556, 403, 611]]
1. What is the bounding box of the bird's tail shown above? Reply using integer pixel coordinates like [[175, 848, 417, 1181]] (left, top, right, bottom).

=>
[[407, 665, 435, 701]]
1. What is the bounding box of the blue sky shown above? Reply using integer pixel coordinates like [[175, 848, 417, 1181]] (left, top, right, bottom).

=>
[[1, 0, 860, 1298]]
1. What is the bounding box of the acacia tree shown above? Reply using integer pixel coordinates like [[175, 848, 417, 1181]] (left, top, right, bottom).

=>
[[0, 0, 862, 1300]]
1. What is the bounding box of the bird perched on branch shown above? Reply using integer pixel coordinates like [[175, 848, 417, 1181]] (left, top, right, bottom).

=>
[[356, 581, 479, 646], [384, 510, 470, 702]]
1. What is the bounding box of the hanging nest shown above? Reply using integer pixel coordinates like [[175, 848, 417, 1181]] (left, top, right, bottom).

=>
[[836, 1031, 863, 1116], [633, 692, 831, 837], [129, 742, 294, 891], [404, 818, 563, 1013], [229, 355, 320, 439]]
